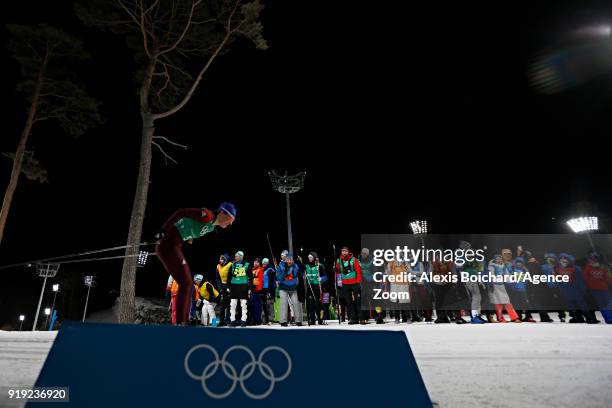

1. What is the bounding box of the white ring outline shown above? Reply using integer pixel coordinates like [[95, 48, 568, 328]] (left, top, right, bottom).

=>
[[184, 344, 292, 400]]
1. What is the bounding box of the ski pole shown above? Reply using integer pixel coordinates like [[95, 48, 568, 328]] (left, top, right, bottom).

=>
[[332, 244, 341, 324]]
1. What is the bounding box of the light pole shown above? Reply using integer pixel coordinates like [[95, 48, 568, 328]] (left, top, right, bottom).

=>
[[567, 216, 599, 250], [19, 315, 25, 331], [268, 170, 306, 254], [82, 276, 96, 322], [46, 284, 60, 329], [32, 263, 60, 331], [51, 284, 59, 315], [44, 308, 51, 328]]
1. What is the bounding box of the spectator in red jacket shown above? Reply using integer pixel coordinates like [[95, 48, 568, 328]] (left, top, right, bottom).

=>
[[248, 258, 265, 325], [583, 251, 612, 324], [335, 246, 364, 324]]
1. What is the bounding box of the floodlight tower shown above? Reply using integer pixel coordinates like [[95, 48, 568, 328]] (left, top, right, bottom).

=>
[[567, 216, 599, 249], [268, 170, 306, 255], [82, 276, 96, 322], [32, 263, 60, 331], [410, 220, 428, 247]]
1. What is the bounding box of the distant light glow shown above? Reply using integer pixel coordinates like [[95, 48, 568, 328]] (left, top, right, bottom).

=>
[[410, 220, 428, 235], [575, 24, 611, 38], [567, 216, 599, 233], [44, 308, 51, 316], [52, 284, 59, 292], [19, 315, 25, 321]]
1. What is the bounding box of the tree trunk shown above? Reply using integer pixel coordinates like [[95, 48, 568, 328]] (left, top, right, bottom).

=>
[[0, 69, 44, 246], [118, 113, 155, 323]]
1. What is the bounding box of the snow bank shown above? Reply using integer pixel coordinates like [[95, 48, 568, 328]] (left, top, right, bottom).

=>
[[1, 322, 610, 407]]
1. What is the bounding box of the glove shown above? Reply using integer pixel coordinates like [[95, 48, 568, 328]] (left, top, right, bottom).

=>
[[196, 299, 202, 308]]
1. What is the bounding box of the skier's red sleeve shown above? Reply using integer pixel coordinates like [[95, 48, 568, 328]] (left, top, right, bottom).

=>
[[335, 260, 340, 275]]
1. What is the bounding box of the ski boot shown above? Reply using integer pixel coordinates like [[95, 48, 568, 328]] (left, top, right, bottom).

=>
[[470, 315, 487, 324], [455, 317, 468, 324], [280, 322, 288, 327]]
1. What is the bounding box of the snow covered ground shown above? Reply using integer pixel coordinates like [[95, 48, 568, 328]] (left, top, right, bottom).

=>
[[1, 320, 611, 408]]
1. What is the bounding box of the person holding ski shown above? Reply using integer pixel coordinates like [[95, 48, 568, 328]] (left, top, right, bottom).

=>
[[335, 246, 364, 324], [277, 252, 303, 326], [198, 276, 220, 326], [191, 274, 203, 324], [155, 203, 236, 325], [262, 258, 276, 324], [215, 253, 233, 326], [305, 251, 327, 325], [228, 251, 252, 327], [249, 258, 265, 325]]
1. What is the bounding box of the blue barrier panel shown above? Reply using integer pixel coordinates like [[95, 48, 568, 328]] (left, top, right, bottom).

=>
[[30, 321, 431, 407]]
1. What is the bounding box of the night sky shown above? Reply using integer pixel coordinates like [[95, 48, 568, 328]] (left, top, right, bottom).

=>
[[1, 0, 611, 327]]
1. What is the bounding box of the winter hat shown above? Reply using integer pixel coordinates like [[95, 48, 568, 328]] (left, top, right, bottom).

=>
[[262, 258, 270, 265], [559, 253, 573, 262], [341, 246, 350, 251], [194, 274, 203, 282], [588, 251, 601, 261], [544, 252, 557, 260], [221, 253, 230, 262], [254, 258, 261, 264], [218, 202, 236, 218], [308, 251, 318, 260], [281, 250, 289, 257], [514, 257, 525, 265], [285, 252, 294, 260], [235, 251, 244, 259]]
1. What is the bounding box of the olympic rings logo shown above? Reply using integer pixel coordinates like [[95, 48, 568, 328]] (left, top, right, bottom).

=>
[[184, 344, 292, 400]]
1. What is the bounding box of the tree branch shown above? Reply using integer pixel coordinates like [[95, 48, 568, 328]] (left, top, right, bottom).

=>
[[156, 0, 203, 57], [152, 31, 231, 120], [152, 140, 178, 164], [153, 135, 187, 149]]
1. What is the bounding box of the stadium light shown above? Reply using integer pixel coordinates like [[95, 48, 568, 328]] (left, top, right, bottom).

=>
[[44, 308, 51, 316], [32, 263, 60, 331], [18, 315, 25, 331], [566, 216, 599, 233], [83, 276, 96, 322], [137, 251, 149, 267], [52, 284, 59, 292], [268, 170, 306, 254], [410, 220, 428, 235]]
